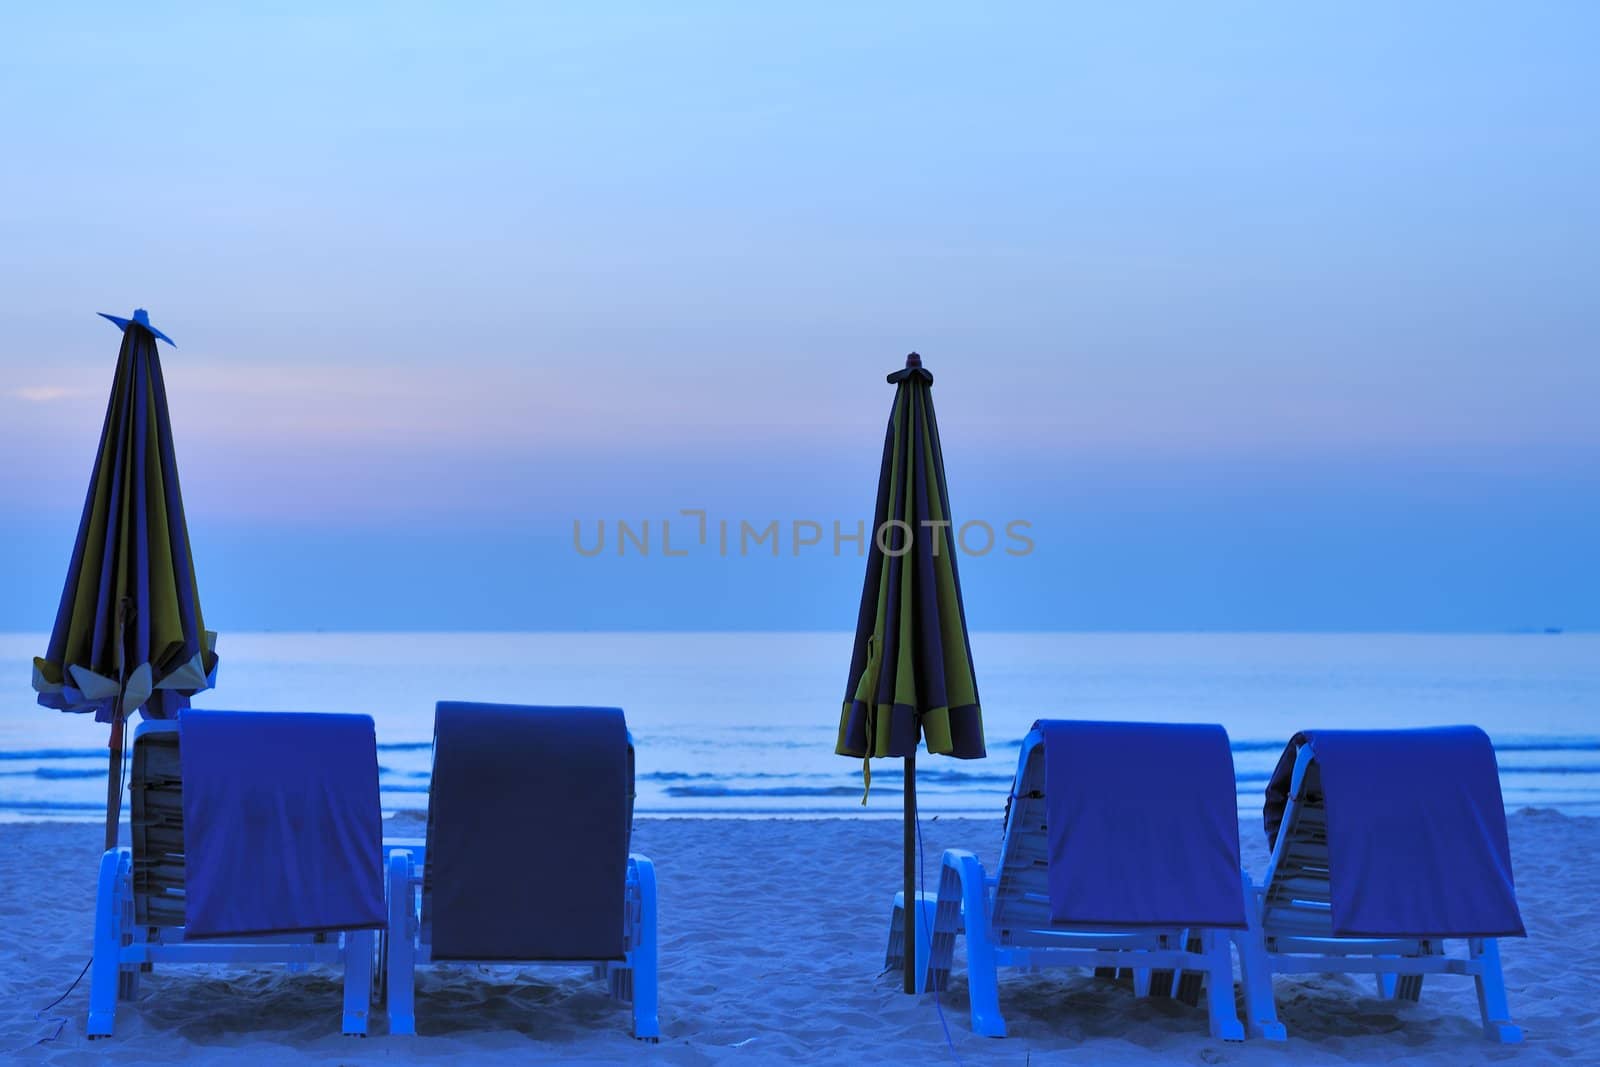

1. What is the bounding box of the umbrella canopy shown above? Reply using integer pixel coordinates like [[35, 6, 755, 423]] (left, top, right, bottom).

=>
[[836, 351, 984, 992], [32, 310, 217, 849]]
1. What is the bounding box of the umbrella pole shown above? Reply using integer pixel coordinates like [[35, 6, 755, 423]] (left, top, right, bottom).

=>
[[903, 750, 916, 994], [104, 707, 124, 853]]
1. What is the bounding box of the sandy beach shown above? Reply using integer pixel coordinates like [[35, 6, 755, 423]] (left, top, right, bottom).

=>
[[0, 809, 1591, 1064]]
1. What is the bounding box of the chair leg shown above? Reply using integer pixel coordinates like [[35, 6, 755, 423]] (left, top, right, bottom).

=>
[[1235, 876, 1286, 1041], [601, 958, 630, 1002], [1201, 930, 1245, 1042], [343, 929, 374, 1036], [1471, 939, 1522, 1044], [1132, 967, 1153, 997], [1175, 936, 1206, 1007], [935, 851, 1005, 1037], [962, 927, 1004, 1037], [386, 852, 416, 1036], [376, 928, 389, 1008], [628, 855, 661, 1041], [118, 966, 139, 1001], [87, 849, 128, 1038], [1376, 962, 1422, 1000], [115, 899, 140, 1001]]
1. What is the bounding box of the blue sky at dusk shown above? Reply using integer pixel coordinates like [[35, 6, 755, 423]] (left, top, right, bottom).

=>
[[2, 2, 1595, 631]]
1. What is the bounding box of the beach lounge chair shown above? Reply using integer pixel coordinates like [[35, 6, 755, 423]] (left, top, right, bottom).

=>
[[382, 702, 659, 1040], [88, 711, 385, 1038], [896, 720, 1259, 1040], [1238, 727, 1525, 1043]]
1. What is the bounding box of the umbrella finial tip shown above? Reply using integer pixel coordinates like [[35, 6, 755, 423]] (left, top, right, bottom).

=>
[[132, 308, 150, 325], [905, 351, 922, 368]]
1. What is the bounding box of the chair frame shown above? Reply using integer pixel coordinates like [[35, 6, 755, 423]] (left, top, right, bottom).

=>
[[379, 733, 660, 1041], [1237, 741, 1522, 1043], [892, 726, 1256, 1041], [88, 720, 377, 1038]]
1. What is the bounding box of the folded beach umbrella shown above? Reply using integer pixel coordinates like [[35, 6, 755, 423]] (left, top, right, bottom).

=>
[[32, 310, 217, 852], [836, 351, 985, 993]]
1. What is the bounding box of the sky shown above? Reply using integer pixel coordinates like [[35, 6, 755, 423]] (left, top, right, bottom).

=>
[[1, 2, 1596, 632]]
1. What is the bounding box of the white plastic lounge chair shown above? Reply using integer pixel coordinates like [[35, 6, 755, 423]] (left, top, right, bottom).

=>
[[1238, 729, 1524, 1043], [381, 702, 659, 1040], [895, 721, 1256, 1041], [88, 718, 379, 1037]]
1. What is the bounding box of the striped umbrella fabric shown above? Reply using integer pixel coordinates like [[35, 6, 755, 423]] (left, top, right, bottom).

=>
[[836, 351, 985, 993], [32, 310, 217, 850]]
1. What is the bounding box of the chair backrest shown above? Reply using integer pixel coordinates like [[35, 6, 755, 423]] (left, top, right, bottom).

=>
[[1261, 729, 1523, 941], [1260, 743, 1335, 938], [421, 703, 635, 962], [130, 720, 186, 928], [990, 731, 1055, 939], [991, 722, 1247, 937], [419, 739, 637, 947]]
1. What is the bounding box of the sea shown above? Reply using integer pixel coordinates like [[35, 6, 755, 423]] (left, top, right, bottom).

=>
[[2, 632, 1595, 821]]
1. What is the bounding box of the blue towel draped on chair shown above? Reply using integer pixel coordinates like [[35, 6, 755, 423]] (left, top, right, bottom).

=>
[[179, 709, 385, 939], [1037, 719, 1247, 928], [425, 702, 630, 961], [1265, 726, 1524, 938]]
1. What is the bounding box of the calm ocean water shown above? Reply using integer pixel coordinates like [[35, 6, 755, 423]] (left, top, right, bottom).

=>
[[2, 632, 1596, 820]]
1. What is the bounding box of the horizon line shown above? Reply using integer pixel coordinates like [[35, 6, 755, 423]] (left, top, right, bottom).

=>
[[0, 627, 1589, 639]]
